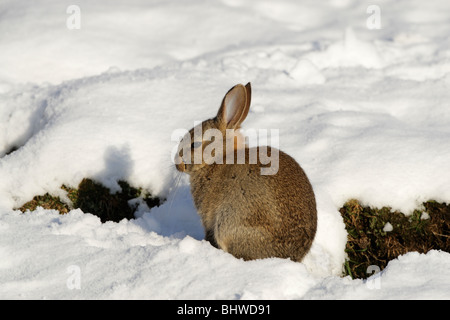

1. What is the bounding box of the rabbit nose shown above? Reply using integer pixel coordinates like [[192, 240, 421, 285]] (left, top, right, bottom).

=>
[[175, 161, 186, 172]]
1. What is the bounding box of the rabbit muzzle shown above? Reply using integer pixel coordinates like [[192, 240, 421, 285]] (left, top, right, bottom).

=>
[[175, 160, 186, 172]]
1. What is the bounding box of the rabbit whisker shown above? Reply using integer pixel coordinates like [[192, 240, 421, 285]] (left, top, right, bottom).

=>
[[167, 171, 183, 215]]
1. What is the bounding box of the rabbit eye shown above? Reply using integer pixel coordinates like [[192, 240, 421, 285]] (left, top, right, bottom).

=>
[[191, 141, 202, 149]]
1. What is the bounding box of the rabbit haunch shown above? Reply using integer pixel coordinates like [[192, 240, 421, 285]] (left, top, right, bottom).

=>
[[174, 83, 317, 262], [173, 124, 280, 175]]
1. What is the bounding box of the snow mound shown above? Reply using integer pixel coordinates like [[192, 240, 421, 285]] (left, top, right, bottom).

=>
[[1, 208, 448, 299]]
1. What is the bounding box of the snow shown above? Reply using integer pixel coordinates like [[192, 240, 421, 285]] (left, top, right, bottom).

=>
[[383, 222, 393, 233], [1, 0, 449, 299]]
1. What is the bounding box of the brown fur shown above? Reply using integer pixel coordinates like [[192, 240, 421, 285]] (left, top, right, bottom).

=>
[[175, 83, 317, 262]]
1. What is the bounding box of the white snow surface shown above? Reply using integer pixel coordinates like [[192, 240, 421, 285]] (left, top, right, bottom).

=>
[[1, 0, 450, 299]]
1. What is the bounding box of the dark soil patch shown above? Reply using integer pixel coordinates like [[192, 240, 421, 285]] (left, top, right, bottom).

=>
[[340, 199, 450, 279], [18, 178, 162, 223]]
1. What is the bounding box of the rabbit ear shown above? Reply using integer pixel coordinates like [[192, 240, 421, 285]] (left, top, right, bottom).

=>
[[239, 82, 251, 125], [217, 83, 251, 129]]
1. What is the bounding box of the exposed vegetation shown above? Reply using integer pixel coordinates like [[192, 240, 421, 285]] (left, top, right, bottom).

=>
[[19, 192, 71, 214], [18, 178, 162, 223], [341, 199, 450, 279]]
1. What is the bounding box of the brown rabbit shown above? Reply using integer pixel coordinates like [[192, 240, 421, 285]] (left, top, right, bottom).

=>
[[174, 83, 317, 262]]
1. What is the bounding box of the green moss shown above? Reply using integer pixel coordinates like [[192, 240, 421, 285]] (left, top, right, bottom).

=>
[[18, 193, 70, 214]]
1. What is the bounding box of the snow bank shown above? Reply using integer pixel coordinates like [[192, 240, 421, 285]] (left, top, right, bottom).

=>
[[1, 0, 449, 299], [1, 209, 448, 299]]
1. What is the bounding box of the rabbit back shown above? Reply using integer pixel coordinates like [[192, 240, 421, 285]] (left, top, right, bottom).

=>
[[189, 146, 317, 262]]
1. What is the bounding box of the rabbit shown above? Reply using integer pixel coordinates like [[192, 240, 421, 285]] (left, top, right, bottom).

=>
[[174, 83, 317, 262]]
